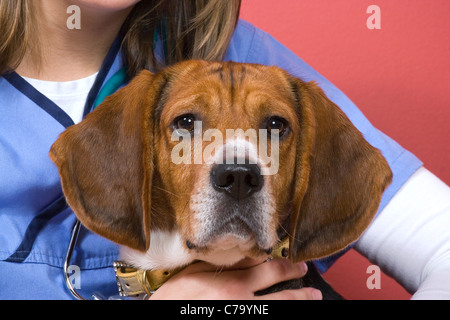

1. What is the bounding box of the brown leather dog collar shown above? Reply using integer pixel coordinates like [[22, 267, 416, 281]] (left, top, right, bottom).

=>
[[113, 237, 290, 298]]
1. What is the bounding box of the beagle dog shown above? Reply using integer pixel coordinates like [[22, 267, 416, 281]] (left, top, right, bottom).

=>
[[50, 61, 392, 299]]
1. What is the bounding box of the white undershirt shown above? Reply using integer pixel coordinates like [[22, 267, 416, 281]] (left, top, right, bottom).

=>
[[23, 73, 98, 124], [22, 75, 450, 299], [356, 167, 450, 300]]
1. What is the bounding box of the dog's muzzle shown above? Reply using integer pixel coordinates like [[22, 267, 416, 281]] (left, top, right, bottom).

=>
[[189, 160, 274, 252]]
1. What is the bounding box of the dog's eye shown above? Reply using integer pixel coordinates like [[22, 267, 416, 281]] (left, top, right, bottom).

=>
[[173, 114, 195, 132], [266, 116, 288, 137]]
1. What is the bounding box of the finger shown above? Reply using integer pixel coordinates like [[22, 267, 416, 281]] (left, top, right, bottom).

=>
[[257, 287, 323, 300], [177, 257, 267, 275], [176, 261, 223, 275], [241, 259, 308, 292], [221, 257, 267, 270]]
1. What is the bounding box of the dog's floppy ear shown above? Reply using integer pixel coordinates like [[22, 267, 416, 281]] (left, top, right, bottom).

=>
[[50, 70, 165, 252], [288, 78, 392, 262]]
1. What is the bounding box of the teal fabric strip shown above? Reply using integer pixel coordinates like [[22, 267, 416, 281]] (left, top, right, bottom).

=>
[[92, 67, 128, 110]]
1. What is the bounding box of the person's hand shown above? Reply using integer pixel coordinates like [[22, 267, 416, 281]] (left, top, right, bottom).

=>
[[149, 258, 323, 300]]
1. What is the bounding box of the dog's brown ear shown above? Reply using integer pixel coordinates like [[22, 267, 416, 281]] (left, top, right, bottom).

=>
[[50, 70, 163, 252], [288, 78, 392, 262]]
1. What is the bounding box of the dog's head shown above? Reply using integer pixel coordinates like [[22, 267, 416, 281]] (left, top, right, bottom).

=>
[[50, 61, 392, 268]]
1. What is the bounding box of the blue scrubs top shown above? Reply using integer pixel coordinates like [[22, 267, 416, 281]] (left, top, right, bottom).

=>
[[0, 20, 422, 299]]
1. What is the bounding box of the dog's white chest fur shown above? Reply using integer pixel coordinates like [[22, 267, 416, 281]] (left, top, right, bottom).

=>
[[120, 229, 252, 270]]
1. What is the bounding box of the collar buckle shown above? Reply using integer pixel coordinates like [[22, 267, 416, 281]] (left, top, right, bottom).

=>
[[113, 261, 182, 298]]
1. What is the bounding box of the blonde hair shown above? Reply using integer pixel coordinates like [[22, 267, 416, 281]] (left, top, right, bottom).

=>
[[0, 0, 35, 74], [122, 0, 241, 76], [0, 0, 241, 76]]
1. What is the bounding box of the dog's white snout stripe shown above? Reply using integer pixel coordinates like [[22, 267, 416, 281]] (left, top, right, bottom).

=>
[[206, 137, 260, 166]]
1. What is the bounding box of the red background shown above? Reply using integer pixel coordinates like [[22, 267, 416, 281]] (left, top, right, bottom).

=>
[[240, 0, 450, 300]]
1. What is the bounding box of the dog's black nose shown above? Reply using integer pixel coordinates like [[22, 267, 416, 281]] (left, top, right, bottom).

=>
[[210, 164, 263, 200]]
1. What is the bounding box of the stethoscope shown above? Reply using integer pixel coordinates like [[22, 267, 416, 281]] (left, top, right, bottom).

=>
[[64, 220, 89, 300], [63, 68, 128, 300]]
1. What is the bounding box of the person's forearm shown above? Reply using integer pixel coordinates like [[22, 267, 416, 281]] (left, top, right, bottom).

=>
[[355, 167, 450, 299]]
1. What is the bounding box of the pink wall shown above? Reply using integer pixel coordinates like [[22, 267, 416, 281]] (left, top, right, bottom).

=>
[[240, 0, 450, 300]]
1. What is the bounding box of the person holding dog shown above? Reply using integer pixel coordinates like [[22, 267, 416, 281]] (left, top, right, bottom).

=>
[[1, 0, 448, 300]]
